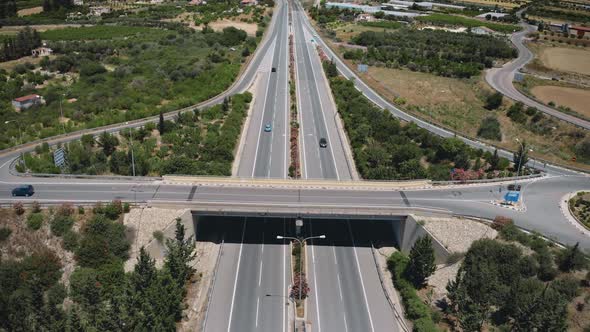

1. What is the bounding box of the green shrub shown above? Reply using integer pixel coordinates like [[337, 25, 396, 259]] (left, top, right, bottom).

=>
[[0, 227, 12, 241], [63, 230, 79, 251], [485, 92, 503, 110], [51, 215, 74, 236], [27, 213, 44, 230], [153, 230, 164, 243], [123, 202, 130, 213], [78, 206, 85, 215], [477, 116, 502, 140], [387, 252, 439, 330]]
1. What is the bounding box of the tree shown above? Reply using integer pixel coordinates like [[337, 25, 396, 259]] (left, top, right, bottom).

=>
[[130, 247, 157, 293], [406, 236, 436, 287], [98, 131, 118, 156], [485, 92, 503, 110], [513, 140, 529, 174], [489, 149, 500, 170], [159, 111, 165, 135], [323, 59, 338, 78], [164, 219, 196, 289], [556, 242, 587, 272], [222, 97, 230, 114]]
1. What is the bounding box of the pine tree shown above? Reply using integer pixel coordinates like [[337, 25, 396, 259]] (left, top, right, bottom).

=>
[[158, 111, 165, 135], [164, 219, 196, 290], [131, 247, 157, 292], [557, 242, 587, 272], [406, 235, 436, 287], [490, 149, 500, 170], [222, 97, 230, 114], [513, 141, 529, 174]]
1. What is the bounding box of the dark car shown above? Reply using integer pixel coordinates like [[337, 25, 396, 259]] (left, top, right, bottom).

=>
[[271, 67, 276, 73], [507, 184, 521, 191], [319, 138, 327, 148], [12, 185, 35, 197]]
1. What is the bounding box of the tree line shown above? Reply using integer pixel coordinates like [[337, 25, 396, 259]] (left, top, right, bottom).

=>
[[1, 27, 42, 62], [347, 29, 517, 78], [326, 73, 513, 181], [0, 203, 196, 331], [0, 0, 16, 19]]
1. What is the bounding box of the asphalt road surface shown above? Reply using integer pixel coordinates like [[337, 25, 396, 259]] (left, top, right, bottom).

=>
[[236, 0, 290, 178], [206, 0, 293, 330], [293, 1, 352, 181], [485, 23, 590, 130], [201, 217, 291, 332], [291, 1, 399, 330]]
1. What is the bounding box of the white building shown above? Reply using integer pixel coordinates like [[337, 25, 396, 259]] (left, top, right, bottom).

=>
[[89, 6, 111, 16], [31, 47, 53, 57]]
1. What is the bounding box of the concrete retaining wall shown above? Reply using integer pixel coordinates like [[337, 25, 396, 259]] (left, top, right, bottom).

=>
[[394, 215, 450, 264]]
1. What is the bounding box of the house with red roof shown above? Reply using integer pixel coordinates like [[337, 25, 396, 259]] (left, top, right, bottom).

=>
[[12, 94, 45, 111], [571, 26, 590, 38]]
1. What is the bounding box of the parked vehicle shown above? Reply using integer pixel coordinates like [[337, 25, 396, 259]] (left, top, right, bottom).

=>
[[12, 185, 35, 197]]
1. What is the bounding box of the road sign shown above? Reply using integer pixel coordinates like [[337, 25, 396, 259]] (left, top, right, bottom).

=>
[[504, 191, 520, 203], [54, 148, 66, 167]]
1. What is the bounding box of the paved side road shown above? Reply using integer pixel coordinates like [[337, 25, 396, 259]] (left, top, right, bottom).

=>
[[485, 23, 590, 130], [294, 5, 583, 177]]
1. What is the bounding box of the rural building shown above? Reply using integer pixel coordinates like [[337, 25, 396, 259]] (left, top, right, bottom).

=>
[[571, 26, 590, 38], [386, 0, 465, 10], [151, 0, 164, 3], [31, 47, 53, 57], [476, 12, 507, 19], [548, 23, 569, 34], [73, 0, 83, 5], [188, 0, 206, 5], [240, 0, 257, 6], [355, 13, 375, 22], [12, 95, 45, 111], [326, 2, 423, 17], [89, 6, 111, 16]]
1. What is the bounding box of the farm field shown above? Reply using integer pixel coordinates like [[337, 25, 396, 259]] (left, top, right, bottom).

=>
[[207, 19, 258, 36], [345, 63, 590, 170], [531, 85, 590, 117], [539, 46, 590, 76], [451, 0, 527, 9]]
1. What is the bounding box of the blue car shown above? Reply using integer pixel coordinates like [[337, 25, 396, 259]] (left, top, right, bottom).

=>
[[264, 123, 272, 132], [12, 185, 35, 197]]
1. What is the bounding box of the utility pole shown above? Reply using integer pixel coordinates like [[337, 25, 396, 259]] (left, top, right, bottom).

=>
[[126, 122, 136, 177]]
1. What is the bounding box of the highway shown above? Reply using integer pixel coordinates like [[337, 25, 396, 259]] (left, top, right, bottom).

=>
[[485, 23, 590, 130], [1, 1, 590, 331], [236, 0, 290, 178], [205, 0, 293, 331], [293, 7, 582, 176], [293, 0, 352, 180], [291, 1, 399, 330]]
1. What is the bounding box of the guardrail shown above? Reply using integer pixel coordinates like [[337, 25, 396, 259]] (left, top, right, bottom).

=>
[[431, 173, 544, 185]]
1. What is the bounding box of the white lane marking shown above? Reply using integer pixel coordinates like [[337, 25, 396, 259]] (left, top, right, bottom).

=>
[[332, 245, 337, 264], [294, 19, 308, 180], [282, 217, 287, 332], [283, 14, 289, 179], [259, 239, 264, 286], [0, 158, 14, 171], [256, 297, 260, 327], [309, 221, 322, 332], [251, 38, 278, 178], [343, 313, 349, 332], [303, 33, 340, 181], [227, 219, 247, 332], [336, 273, 344, 301], [346, 220, 375, 332]]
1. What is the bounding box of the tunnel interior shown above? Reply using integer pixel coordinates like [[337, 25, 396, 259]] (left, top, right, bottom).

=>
[[193, 213, 405, 249]]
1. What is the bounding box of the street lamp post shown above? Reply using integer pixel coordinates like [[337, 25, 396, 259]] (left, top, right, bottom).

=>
[[276, 234, 326, 301], [125, 122, 136, 177], [5, 120, 26, 171]]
